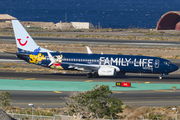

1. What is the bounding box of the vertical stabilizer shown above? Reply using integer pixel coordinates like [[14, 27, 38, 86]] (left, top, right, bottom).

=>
[[12, 20, 51, 53]]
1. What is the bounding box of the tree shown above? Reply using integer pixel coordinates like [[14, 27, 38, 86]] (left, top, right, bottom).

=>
[[0, 91, 11, 109], [66, 85, 123, 118]]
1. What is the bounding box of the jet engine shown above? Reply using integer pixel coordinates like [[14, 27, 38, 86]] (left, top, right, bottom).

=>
[[98, 67, 116, 76]]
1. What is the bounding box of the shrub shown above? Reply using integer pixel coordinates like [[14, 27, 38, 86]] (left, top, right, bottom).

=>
[[1, 65, 10, 68], [149, 113, 164, 120], [0, 91, 11, 109], [66, 85, 123, 118]]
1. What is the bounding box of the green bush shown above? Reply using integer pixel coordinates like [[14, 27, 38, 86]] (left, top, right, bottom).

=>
[[66, 85, 123, 118], [0, 91, 11, 109], [149, 113, 164, 120]]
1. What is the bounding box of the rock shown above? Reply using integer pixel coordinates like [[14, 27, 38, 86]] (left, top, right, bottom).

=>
[[0, 109, 16, 120]]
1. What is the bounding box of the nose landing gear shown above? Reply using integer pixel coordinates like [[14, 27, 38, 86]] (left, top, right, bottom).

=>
[[159, 74, 162, 79], [159, 73, 168, 79]]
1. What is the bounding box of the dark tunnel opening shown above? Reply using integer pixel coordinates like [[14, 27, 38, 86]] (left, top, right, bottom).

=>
[[157, 12, 180, 30]]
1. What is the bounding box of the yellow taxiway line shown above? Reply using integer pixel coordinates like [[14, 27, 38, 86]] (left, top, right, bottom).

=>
[[24, 78, 36, 80], [84, 80, 94, 82], [53, 91, 62, 93]]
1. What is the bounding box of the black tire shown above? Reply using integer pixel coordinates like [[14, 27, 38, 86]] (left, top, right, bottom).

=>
[[87, 73, 92, 78], [93, 72, 99, 78]]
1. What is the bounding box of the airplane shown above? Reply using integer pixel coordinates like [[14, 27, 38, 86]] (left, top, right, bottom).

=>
[[11, 20, 179, 79]]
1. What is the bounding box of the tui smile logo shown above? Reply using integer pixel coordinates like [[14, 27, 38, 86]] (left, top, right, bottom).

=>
[[17, 36, 29, 46]]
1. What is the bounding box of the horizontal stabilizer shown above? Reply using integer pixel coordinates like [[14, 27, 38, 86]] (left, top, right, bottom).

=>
[[47, 51, 56, 66]]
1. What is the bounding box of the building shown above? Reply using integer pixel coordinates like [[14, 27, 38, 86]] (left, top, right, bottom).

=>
[[0, 14, 17, 22], [52, 21, 74, 30], [71, 22, 95, 29], [52, 21, 95, 30], [0, 14, 17, 28]]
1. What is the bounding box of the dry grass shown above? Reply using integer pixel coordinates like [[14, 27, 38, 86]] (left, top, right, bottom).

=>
[[1, 42, 180, 61], [1, 29, 180, 41], [6, 106, 69, 116], [118, 105, 180, 120], [0, 62, 79, 74], [29, 33, 180, 41], [5, 106, 180, 120]]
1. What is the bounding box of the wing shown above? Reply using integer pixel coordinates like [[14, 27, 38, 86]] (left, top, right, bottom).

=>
[[62, 62, 120, 72], [86, 46, 93, 54], [62, 62, 99, 72]]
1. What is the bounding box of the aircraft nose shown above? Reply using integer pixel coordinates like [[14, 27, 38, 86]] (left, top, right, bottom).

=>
[[170, 64, 179, 72]]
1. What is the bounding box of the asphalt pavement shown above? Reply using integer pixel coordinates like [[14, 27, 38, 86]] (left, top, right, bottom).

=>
[[1, 36, 180, 46], [0, 37, 180, 108]]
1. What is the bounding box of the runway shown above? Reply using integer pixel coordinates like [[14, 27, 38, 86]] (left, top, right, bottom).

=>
[[0, 71, 180, 83], [6, 90, 180, 108], [1, 36, 180, 46], [0, 40, 180, 108]]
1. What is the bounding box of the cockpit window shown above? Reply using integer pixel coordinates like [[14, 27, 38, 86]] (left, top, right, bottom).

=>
[[164, 61, 171, 65]]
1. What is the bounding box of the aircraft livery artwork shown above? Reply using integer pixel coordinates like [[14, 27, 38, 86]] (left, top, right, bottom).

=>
[[27, 47, 64, 69], [11, 20, 179, 79]]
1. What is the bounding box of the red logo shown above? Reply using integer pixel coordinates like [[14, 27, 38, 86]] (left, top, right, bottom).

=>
[[17, 36, 28, 46]]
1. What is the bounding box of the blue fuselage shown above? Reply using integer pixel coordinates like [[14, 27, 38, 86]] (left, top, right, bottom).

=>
[[17, 52, 179, 74]]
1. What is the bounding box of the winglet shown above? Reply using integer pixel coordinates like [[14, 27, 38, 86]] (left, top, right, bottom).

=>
[[86, 46, 92, 54]]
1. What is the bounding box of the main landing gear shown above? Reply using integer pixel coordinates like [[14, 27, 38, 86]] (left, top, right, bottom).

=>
[[87, 72, 99, 78]]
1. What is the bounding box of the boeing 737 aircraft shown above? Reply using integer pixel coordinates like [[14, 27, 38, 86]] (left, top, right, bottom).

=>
[[12, 20, 178, 79]]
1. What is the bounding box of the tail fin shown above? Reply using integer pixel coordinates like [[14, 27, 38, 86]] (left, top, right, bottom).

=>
[[12, 20, 51, 53]]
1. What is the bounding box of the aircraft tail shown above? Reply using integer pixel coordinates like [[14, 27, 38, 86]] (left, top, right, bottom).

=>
[[12, 20, 51, 53]]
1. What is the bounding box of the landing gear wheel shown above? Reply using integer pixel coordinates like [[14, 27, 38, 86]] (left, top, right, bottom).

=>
[[93, 72, 99, 78], [87, 73, 92, 78], [159, 74, 162, 79]]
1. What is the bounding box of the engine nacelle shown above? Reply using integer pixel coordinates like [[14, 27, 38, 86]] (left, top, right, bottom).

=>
[[98, 67, 116, 76]]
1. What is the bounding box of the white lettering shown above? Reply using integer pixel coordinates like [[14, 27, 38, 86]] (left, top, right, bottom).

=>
[[125, 58, 131, 66], [148, 59, 153, 67], [119, 58, 121, 66], [142, 59, 147, 67], [99, 57, 153, 69], [134, 58, 139, 67], [121, 58, 126, 66], [104, 57, 110, 65], [111, 58, 118, 65], [99, 57, 105, 65]]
